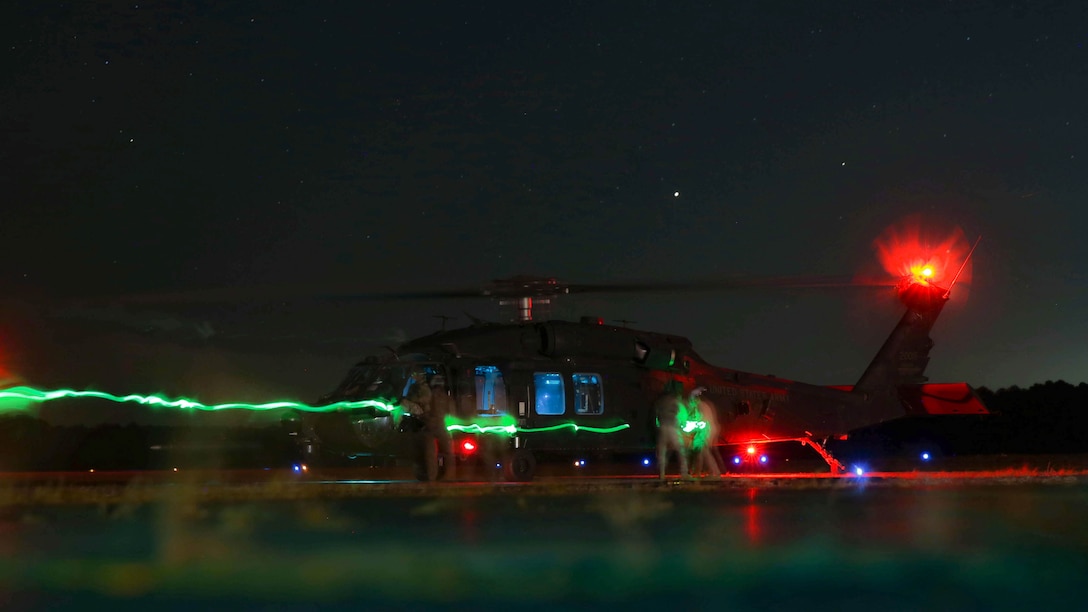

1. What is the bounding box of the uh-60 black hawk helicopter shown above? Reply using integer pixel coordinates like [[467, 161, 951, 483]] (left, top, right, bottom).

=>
[[289, 237, 987, 481]]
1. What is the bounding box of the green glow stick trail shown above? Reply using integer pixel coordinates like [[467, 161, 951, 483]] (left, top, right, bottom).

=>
[[0, 387, 633, 437], [0, 386, 398, 415], [444, 415, 630, 436], [446, 422, 631, 436]]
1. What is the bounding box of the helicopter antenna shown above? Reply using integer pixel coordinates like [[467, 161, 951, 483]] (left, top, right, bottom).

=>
[[464, 311, 488, 326], [943, 235, 982, 299], [614, 319, 637, 328], [381, 345, 399, 360], [432, 314, 453, 330]]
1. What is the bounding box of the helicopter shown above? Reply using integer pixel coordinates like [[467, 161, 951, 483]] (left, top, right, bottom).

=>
[[287, 235, 988, 481]]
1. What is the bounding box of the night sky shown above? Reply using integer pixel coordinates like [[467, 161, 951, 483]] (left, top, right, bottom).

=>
[[2, 2, 1087, 424]]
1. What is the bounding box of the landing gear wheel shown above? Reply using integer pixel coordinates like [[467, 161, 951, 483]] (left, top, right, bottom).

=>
[[506, 449, 537, 482]]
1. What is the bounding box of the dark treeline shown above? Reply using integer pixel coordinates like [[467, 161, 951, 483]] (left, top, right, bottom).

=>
[[974, 380, 1088, 452], [836, 380, 1088, 458], [1, 380, 1087, 470]]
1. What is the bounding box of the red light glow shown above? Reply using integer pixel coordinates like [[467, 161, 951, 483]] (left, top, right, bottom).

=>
[[461, 440, 477, 454], [747, 446, 756, 455], [873, 220, 972, 292]]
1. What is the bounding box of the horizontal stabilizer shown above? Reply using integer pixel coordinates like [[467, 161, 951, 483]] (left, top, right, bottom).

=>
[[900, 383, 989, 415]]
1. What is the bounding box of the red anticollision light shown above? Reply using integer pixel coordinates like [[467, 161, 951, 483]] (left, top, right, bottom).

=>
[[875, 221, 972, 291], [872, 220, 980, 310], [747, 445, 756, 455], [461, 440, 477, 454], [903, 263, 938, 289], [914, 264, 935, 282]]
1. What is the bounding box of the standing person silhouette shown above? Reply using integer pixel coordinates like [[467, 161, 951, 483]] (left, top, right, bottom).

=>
[[422, 378, 456, 481], [653, 379, 689, 480], [689, 387, 723, 479]]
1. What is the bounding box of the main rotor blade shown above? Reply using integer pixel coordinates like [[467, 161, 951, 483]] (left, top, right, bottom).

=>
[[321, 275, 895, 302], [94, 283, 489, 305], [323, 287, 490, 300], [82, 274, 896, 307], [565, 275, 895, 295]]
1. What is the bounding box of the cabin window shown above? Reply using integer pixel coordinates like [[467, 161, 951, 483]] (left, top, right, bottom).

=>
[[474, 365, 508, 415], [572, 373, 604, 415], [533, 372, 565, 415]]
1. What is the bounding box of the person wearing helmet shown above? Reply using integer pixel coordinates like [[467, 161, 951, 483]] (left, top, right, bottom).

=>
[[402, 370, 432, 418]]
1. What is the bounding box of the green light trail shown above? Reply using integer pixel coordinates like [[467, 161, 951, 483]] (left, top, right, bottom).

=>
[[446, 421, 631, 436], [444, 414, 630, 436], [0, 386, 399, 415], [441, 411, 631, 435], [445, 414, 518, 435], [0, 386, 632, 437]]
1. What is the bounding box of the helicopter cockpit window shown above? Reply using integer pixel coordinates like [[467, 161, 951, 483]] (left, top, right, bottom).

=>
[[572, 373, 604, 415], [334, 365, 376, 399], [355, 363, 442, 402], [474, 365, 508, 415], [533, 372, 565, 415], [363, 367, 405, 400]]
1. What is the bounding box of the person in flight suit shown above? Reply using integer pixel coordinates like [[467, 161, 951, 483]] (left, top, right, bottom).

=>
[[402, 370, 432, 421], [653, 379, 690, 480], [688, 387, 723, 479], [422, 378, 456, 482]]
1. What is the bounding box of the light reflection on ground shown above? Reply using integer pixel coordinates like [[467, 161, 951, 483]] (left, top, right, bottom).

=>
[[0, 462, 1087, 609]]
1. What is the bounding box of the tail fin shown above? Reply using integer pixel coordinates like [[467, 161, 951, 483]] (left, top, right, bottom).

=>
[[853, 283, 948, 397]]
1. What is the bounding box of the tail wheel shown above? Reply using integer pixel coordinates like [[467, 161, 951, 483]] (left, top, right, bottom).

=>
[[506, 449, 536, 482]]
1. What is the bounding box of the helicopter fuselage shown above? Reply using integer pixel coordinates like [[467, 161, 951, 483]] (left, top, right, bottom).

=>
[[292, 310, 987, 480]]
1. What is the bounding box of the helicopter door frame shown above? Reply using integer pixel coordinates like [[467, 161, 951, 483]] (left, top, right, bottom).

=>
[[501, 368, 533, 450]]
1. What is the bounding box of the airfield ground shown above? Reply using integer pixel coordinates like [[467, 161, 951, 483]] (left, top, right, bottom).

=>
[[1, 452, 1087, 506], [2, 454, 1088, 609]]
